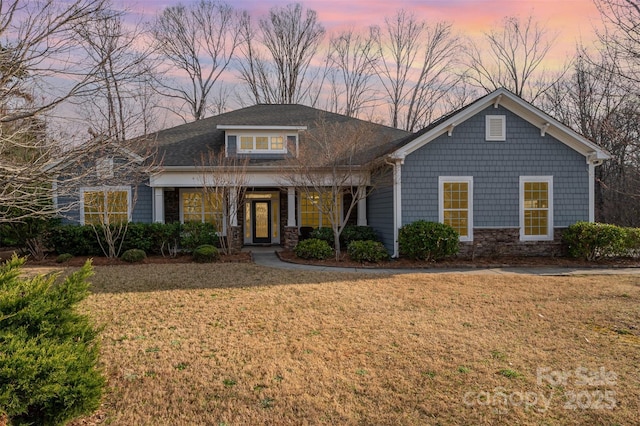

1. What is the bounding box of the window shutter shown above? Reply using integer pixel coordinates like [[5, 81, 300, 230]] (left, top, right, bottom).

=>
[[485, 115, 506, 141]]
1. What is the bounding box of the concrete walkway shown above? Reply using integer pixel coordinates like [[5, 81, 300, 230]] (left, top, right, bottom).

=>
[[245, 247, 640, 276]]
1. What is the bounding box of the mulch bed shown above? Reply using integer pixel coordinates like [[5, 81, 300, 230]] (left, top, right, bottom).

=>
[[2, 248, 639, 270], [277, 249, 640, 269]]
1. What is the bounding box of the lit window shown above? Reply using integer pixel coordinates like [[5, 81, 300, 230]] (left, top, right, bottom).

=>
[[235, 134, 290, 152], [439, 177, 473, 241], [82, 187, 129, 225], [255, 136, 269, 150], [271, 136, 283, 150], [520, 177, 553, 240], [182, 191, 224, 231], [300, 191, 341, 228], [240, 136, 253, 150]]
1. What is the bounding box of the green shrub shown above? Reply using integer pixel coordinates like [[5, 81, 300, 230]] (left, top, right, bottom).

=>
[[145, 222, 182, 255], [181, 222, 217, 253], [294, 238, 333, 260], [340, 225, 378, 246], [309, 227, 335, 247], [56, 253, 74, 263], [120, 248, 147, 263], [625, 227, 640, 253], [399, 220, 459, 261], [0, 256, 104, 425], [46, 225, 102, 256], [193, 244, 219, 263], [563, 222, 629, 260], [347, 240, 390, 263]]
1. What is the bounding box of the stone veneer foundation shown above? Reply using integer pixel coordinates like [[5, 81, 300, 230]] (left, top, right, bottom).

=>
[[458, 228, 567, 259]]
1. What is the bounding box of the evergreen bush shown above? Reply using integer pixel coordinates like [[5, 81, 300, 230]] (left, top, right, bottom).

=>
[[294, 238, 333, 260], [192, 244, 219, 263], [347, 240, 389, 263], [398, 220, 459, 261], [563, 222, 634, 260], [0, 256, 104, 425], [120, 248, 147, 263]]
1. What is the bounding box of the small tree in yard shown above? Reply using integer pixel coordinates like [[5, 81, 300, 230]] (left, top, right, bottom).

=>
[[0, 256, 104, 425], [198, 150, 249, 255], [283, 118, 387, 260]]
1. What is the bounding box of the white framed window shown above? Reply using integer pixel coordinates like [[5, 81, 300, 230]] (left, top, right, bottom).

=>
[[236, 133, 291, 153], [439, 177, 473, 241], [299, 191, 342, 228], [520, 176, 553, 241], [486, 115, 506, 141], [80, 186, 131, 225], [95, 157, 114, 180], [180, 189, 225, 233]]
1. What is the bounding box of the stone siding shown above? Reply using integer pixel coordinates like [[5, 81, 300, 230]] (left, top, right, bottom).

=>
[[458, 228, 567, 258]]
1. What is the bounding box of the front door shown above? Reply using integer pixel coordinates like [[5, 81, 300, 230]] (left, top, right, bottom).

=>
[[252, 200, 271, 244]]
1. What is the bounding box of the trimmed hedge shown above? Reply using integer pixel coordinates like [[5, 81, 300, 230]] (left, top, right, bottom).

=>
[[294, 238, 333, 260], [0, 256, 104, 425], [563, 222, 640, 260], [399, 220, 459, 261], [46, 222, 207, 257], [309, 225, 378, 248], [347, 240, 389, 263]]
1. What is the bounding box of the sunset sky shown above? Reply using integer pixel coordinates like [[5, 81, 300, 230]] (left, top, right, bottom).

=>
[[126, 0, 604, 62]]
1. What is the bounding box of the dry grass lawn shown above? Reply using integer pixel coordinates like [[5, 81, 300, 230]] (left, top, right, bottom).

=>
[[70, 263, 639, 425]]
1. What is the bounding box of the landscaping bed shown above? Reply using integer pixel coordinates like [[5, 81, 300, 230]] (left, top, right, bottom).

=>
[[278, 249, 640, 269]]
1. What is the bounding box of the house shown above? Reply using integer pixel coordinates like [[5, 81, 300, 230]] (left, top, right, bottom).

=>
[[56, 88, 609, 257]]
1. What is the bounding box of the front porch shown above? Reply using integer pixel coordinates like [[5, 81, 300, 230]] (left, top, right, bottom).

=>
[[151, 186, 368, 252]]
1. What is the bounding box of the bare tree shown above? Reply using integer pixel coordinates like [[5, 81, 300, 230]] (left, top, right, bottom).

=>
[[325, 28, 380, 118], [150, 0, 241, 122], [376, 10, 460, 131], [71, 7, 161, 258], [75, 8, 156, 141], [198, 150, 249, 255], [0, 0, 110, 224], [282, 118, 386, 259], [542, 49, 640, 225], [237, 3, 325, 104], [462, 15, 562, 103], [594, 0, 640, 83]]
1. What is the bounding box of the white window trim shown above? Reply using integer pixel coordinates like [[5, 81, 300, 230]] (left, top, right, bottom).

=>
[[234, 132, 293, 154], [179, 189, 227, 235], [79, 186, 132, 225], [519, 176, 554, 241], [485, 115, 506, 141], [438, 176, 473, 242]]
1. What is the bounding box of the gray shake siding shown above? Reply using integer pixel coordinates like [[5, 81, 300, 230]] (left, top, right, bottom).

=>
[[367, 168, 394, 251], [401, 105, 589, 230], [59, 183, 153, 225]]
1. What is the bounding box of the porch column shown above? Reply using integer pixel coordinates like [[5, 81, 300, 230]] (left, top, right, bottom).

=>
[[357, 186, 367, 226], [153, 187, 164, 223], [287, 187, 296, 227], [284, 187, 299, 249], [229, 187, 238, 227]]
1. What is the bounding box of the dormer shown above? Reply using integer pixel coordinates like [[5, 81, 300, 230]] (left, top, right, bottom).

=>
[[218, 125, 306, 157]]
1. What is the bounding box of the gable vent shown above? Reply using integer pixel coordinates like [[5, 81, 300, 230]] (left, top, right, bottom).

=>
[[485, 115, 506, 141]]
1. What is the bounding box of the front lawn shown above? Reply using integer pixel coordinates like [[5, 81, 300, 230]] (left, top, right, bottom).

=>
[[73, 264, 639, 425]]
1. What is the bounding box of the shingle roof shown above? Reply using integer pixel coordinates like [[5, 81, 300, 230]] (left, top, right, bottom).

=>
[[153, 104, 410, 167]]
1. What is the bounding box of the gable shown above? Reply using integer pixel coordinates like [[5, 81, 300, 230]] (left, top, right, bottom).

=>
[[389, 88, 610, 164]]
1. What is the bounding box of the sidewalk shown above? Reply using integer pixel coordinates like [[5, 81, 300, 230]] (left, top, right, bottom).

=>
[[246, 247, 640, 276]]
